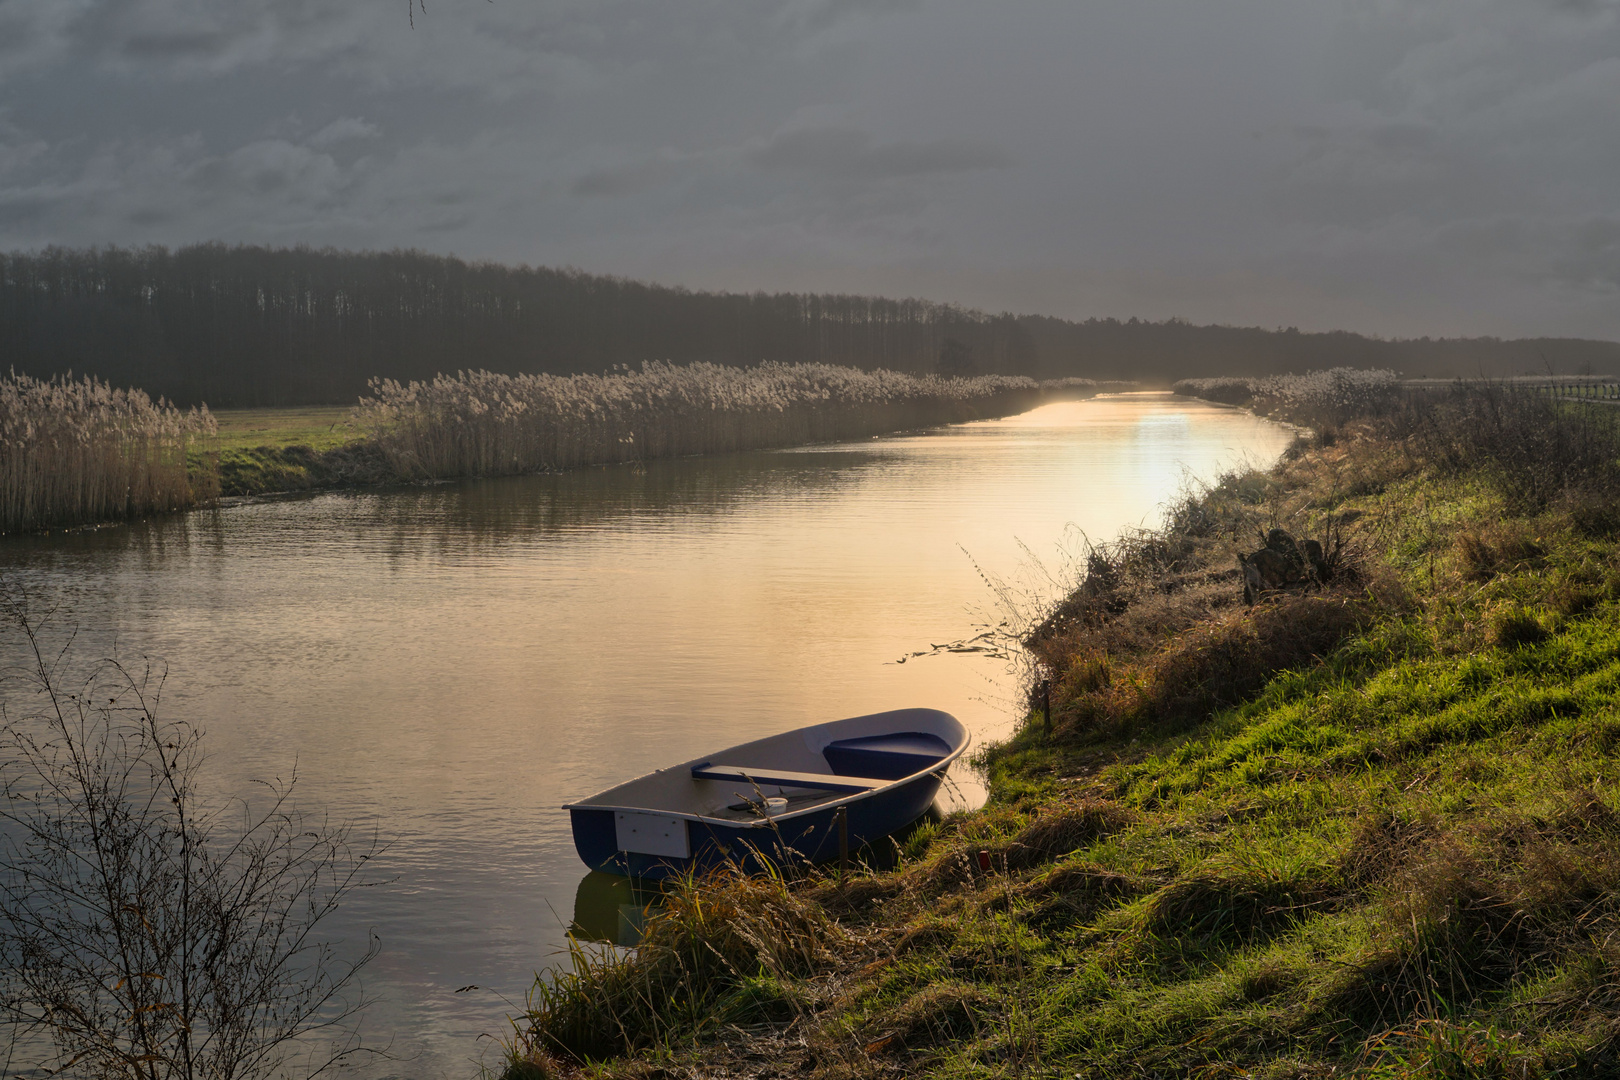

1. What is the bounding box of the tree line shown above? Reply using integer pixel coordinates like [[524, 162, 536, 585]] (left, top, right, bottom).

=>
[[2, 244, 1616, 407]]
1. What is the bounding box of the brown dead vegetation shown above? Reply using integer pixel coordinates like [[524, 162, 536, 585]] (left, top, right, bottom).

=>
[[1038, 589, 1380, 740], [1020, 862, 1149, 924]]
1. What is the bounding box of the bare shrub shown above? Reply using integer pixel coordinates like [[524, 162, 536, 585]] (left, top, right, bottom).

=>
[[0, 371, 216, 532], [0, 590, 383, 1079], [1396, 382, 1620, 512], [1174, 369, 1402, 430]]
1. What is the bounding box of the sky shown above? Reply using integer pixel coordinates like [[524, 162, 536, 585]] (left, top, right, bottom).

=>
[[1, 0, 1618, 340]]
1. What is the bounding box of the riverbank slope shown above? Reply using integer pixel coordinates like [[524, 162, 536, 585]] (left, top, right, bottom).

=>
[[505, 379, 1620, 1079]]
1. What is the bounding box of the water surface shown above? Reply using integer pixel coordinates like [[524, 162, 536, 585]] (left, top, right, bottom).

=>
[[1, 393, 1292, 1077]]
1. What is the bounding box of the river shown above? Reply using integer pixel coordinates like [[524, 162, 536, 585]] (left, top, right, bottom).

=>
[[0, 393, 1292, 1078]]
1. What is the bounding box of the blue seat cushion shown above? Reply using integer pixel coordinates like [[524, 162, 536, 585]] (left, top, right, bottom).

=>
[[823, 732, 952, 781]]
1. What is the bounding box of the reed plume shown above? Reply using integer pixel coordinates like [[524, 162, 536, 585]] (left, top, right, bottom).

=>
[[356, 361, 1042, 480], [0, 370, 216, 533]]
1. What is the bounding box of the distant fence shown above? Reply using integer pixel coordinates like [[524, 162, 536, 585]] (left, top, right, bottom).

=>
[[1544, 380, 1620, 403], [1400, 377, 1620, 408]]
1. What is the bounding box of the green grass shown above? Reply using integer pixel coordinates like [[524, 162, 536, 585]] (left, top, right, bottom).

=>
[[186, 407, 384, 496], [210, 407, 362, 453], [500, 389, 1620, 1080]]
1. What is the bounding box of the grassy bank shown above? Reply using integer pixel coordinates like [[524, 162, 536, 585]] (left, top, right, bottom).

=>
[[204, 406, 388, 496], [503, 381, 1620, 1079]]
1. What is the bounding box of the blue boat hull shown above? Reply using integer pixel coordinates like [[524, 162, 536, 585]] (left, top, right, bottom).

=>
[[569, 769, 945, 880]]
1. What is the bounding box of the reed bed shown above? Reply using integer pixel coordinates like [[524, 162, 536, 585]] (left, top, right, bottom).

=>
[[355, 361, 1042, 480], [0, 371, 216, 533], [1173, 367, 1402, 426], [1173, 367, 1400, 400]]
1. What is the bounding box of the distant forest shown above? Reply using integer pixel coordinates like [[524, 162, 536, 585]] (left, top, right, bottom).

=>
[[3, 245, 1617, 407]]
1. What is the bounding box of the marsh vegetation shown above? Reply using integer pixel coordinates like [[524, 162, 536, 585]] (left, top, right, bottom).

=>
[[356, 362, 1044, 480], [503, 378, 1620, 1079], [0, 371, 215, 534], [1, 363, 1069, 528]]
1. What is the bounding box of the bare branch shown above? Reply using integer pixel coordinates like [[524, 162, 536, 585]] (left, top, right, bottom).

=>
[[0, 581, 389, 1080]]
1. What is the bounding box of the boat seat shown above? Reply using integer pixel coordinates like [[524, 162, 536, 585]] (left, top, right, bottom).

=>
[[690, 763, 888, 794], [823, 732, 952, 780]]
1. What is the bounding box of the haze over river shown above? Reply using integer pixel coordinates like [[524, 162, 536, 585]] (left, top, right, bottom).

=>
[[2, 393, 1293, 1078]]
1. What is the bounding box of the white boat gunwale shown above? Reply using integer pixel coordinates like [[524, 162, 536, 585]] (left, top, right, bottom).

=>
[[562, 730, 970, 828]]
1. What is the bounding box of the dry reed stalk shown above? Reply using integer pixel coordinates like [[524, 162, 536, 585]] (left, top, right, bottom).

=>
[[354, 361, 1042, 481], [0, 371, 216, 533]]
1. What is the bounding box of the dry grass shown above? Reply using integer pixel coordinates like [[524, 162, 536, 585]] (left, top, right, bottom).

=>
[[509, 865, 858, 1064], [910, 801, 1136, 896], [870, 982, 992, 1050], [0, 371, 216, 532], [1034, 576, 1382, 741]]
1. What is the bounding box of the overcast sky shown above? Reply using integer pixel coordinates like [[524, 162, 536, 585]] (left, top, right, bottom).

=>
[[2, 0, 1618, 340]]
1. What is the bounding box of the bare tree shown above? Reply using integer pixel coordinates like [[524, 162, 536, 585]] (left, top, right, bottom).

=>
[[0, 587, 386, 1079]]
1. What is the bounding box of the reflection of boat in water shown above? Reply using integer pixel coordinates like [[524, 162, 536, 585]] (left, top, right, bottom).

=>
[[564, 708, 967, 880], [571, 871, 661, 947]]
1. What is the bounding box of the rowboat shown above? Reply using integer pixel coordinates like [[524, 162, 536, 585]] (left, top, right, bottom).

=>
[[564, 707, 969, 879]]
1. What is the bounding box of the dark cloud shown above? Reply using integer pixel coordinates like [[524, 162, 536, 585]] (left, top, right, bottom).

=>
[[0, 192, 60, 228], [750, 126, 1009, 180], [1541, 216, 1620, 292], [570, 155, 688, 198], [309, 117, 380, 148], [119, 30, 230, 59], [0, 0, 1617, 339], [785, 0, 924, 31]]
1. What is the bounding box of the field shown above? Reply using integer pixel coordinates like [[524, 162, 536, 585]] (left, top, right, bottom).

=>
[[204, 406, 378, 497], [503, 381, 1620, 1080], [211, 406, 363, 453]]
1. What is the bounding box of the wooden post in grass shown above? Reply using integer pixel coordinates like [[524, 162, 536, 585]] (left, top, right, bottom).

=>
[[836, 806, 849, 881], [1041, 679, 1052, 738]]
